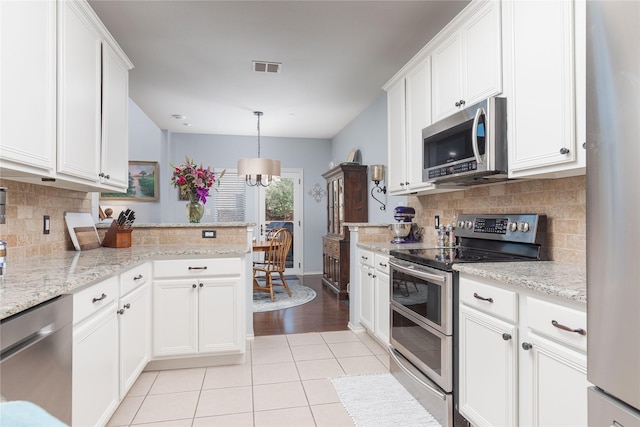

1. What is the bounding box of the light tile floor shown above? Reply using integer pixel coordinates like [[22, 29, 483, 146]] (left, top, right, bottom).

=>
[[108, 330, 390, 427]]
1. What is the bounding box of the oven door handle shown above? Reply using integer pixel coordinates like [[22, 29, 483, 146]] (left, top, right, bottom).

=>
[[471, 107, 485, 165], [389, 347, 447, 400], [389, 260, 446, 284]]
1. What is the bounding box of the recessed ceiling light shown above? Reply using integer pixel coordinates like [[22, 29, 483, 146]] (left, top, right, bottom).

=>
[[182, 123, 192, 127], [172, 114, 186, 120]]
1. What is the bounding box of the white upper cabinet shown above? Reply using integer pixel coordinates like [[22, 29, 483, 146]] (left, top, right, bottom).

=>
[[504, 0, 586, 178], [57, 0, 102, 183], [0, 0, 56, 175], [101, 42, 131, 190], [385, 56, 433, 195], [386, 78, 408, 194], [432, 0, 502, 122], [0, 0, 132, 192]]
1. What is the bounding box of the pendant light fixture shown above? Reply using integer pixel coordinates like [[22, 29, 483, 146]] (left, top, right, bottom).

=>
[[237, 111, 281, 187]]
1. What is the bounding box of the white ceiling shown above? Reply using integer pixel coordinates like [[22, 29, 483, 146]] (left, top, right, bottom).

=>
[[88, 0, 469, 139]]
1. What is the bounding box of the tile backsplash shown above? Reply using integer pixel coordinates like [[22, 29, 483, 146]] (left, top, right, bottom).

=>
[[409, 175, 586, 264], [0, 179, 92, 260]]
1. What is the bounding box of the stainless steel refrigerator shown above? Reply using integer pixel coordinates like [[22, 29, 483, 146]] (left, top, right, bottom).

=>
[[586, 1, 640, 425]]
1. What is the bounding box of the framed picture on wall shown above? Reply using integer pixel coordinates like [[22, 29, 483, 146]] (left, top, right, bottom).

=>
[[100, 161, 159, 201]]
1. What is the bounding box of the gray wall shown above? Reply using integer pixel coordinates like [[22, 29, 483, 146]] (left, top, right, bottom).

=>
[[330, 92, 406, 223], [113, 93, 400, 272]]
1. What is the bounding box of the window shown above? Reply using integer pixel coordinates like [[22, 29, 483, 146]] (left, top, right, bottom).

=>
[[213, 169, 246, 222]]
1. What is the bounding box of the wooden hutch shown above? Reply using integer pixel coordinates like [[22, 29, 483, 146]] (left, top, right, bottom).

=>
[[321, 164, 368, 299]]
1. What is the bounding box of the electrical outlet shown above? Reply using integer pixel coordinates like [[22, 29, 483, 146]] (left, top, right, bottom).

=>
[[201, 230, 216, 238], [434, 215, 440, 229], [43, 215, 50, 234]]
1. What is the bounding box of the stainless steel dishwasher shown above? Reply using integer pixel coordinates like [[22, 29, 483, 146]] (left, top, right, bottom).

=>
[[0, 295, 72, 425]]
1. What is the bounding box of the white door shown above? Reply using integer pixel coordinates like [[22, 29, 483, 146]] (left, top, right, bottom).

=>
[[257, 170, 303, 275]]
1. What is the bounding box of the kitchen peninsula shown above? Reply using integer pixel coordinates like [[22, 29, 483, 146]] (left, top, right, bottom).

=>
[[0, 222, 254, 319], [0, 222, 255, 426]]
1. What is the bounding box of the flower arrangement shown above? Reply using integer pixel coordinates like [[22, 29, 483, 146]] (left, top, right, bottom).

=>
[[170, 155, 222, 204]]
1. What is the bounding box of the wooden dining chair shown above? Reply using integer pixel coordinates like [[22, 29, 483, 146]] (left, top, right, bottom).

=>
[[253, 228, 293, 301]]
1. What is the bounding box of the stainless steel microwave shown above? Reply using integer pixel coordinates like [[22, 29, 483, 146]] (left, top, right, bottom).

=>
[[422, 97, 507, 186]]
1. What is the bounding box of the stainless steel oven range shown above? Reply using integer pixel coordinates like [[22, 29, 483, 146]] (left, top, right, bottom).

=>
[[389, 213, 546, 427]]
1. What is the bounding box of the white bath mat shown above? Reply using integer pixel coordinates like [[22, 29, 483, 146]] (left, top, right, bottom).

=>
[[331, 373, 441, 427]]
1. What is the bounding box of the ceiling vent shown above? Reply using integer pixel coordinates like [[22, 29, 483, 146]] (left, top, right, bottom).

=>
[[252, 61, 281, 74]]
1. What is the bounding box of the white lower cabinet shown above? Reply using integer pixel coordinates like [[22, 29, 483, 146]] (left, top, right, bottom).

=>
[[118, 281, 150, 397], [458, 274, 588, 426], [357, 249, 390, 346], [152, 258, 245, 358], [357, 249, 375, 332], [72, 276, 120, 427], [459, 304, 518, 427], [372, 254, 390, 345]]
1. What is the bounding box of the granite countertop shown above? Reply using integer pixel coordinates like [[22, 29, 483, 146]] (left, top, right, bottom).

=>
[[357, 242, 586, 303], [358, 241, 436, 254], [0, 244, 250, 320], [453, 262, 586, 303], [96, 222, 254, 229]]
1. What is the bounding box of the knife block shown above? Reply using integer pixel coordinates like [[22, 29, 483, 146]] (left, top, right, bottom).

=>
[[101, 221, 132, 248]]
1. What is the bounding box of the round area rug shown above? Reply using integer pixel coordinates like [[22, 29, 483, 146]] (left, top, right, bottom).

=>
[[253, 282, 316, 312]]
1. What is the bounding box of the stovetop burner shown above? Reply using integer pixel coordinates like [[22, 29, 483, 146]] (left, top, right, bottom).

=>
[[390, 246, 536, 271]]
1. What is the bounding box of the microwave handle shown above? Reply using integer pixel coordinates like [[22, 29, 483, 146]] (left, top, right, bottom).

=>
[[471, 107, 485, 165]]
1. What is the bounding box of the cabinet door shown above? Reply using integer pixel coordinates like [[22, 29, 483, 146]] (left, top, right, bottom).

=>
[[432, 32, 463, 122], [153, 280, 198, 357], [0, 0, 56, 173], [523, 332, 589, 427], [119, 283, 150, 398], [358, 263, 375, 331], [459, 305, 518, 427], [73, 302, 119, 427], [386, 79, 408, 194], [199, 277, 243, 353], [507, 0, 585, 177], [57, 1, 101, 182], [100, 43, 130, 190], [374, 270, 390, 345], [462, 1, 502, 104], [405, 56, 432, 191]]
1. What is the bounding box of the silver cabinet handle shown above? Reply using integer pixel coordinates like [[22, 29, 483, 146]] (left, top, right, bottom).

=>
[[117, 308, 125, 315], [522, 342, 533, 350], [551, 320, 586, 335], [502, 333, 512, 341], [560, 147, 570, 154], [188, 266, 208, 270], [192, 284, 197, 288], [133, 274, 143, 280], [379, 262, 387, 268], [92, 293, 107, 303], [124, 303, 131, 309]]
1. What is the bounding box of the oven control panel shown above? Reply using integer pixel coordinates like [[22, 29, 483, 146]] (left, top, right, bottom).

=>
[[473, 217, 509, 234], [456, 213, 545, 244]]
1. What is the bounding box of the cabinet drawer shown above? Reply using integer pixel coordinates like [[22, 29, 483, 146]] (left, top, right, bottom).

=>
[[120, 262, 151, 296], [73, 276, 119, 324], [459, 277, 518, 323], [375, 253, 390, 273], [359, 249, 374, 268], [527, 297, 587, 351], [154, 258, 241, 278]]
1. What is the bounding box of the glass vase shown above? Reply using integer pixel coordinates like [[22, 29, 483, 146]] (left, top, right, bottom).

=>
[[186, 201, 205, 223]]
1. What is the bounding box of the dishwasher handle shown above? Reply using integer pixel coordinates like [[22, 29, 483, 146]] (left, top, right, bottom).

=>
[[0, 324, 54, 362]]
